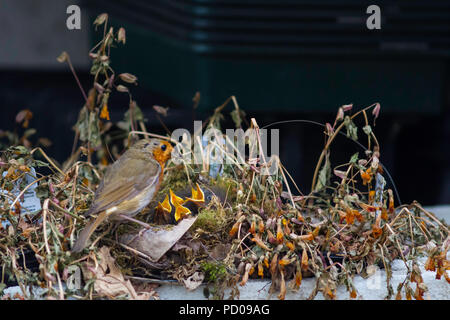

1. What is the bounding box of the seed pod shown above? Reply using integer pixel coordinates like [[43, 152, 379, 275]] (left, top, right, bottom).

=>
[[117, 27, 126, 44], [93, 13, 108, 26], [270, 253, 278, 276], [301, 249, 308, 271], [276, 219, 284, 244], [118, 73, 138, 84], [258, 220, 265, 233]]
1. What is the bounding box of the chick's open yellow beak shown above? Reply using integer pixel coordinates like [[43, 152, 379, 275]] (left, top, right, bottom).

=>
[[169, 189, 191, 221], [156, 194, 172, 213], [185, 183, 205, 205]]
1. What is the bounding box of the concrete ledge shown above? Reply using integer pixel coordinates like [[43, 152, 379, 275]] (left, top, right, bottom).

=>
[[156, 205, 450, 300], [156, 255, 449, 300], [3, 206, 449, 300]]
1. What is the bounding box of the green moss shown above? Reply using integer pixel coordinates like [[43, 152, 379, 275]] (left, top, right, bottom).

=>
[[201, 261, 228, 283], [191, 203, 231, 234]]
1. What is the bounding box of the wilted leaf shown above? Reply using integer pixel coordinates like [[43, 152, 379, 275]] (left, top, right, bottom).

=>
[[230, 109, 246, 129], [118, 73, 137, 84], [315, 152, 330, 192], [153, 105, 169, 117], [344, 116, 358, 141], [15, 109, 33, 128], [56, 51, 69, 63], [93, 13, 108, 27], [342, 104, 353, 112], [372, 103, 381, 120], [116, 85, 129, 93], [363, 125, 372, 136], [183, 272, 205, 291], [81, 246, 152, 299]]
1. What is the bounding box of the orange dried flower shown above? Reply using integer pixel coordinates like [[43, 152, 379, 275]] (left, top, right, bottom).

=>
[[360, 168, 372, 185], [278, 258, 291, 267], [369, 190, 376, 203], [350, 289, 357, 299], [406, 289, 412, 300], [270, 253, 278, 275], [251, 235, 272, 251], [345, 209, 355, 225], [372, 215, 383, 239], [100, 103, 110, 120], [381, 208, 388, 221], [414, 286, 424, 300], [258, 220, 265, 233], [229, 221, 240, 237], [249, 220, 256, 235], [258, 263, 264, 278], [325, 288, 336, 300], [301, 249, 308, 271], [354, 210, 364, 222], [276, 220, 284, 244], [295, 269, 302, 288], [312, 226, 320, 237], [264, 256, 269, 268], [286, 241, 295, 251], [372, 226, 382, 239], [424, 257, 435, 272]]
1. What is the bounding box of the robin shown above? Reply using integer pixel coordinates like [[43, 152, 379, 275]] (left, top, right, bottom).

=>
[[72, 138, 173, 253]]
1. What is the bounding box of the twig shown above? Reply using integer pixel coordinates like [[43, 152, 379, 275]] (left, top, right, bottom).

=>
[[42, 199, 51, 255]]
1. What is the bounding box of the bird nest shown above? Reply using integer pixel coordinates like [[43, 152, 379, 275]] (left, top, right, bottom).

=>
[[0, 13, 448, 300]]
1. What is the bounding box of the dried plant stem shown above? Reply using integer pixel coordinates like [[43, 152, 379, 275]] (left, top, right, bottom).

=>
[[31, 147, 65, 176], [56, 270, 65, 300], [277, 157, 295, 208], [49, 199, 83, 221], [311, 103, 378, 192], [65, 54, 88, 103], [42, 199, 52, 255], [412, 203, 448, 232], [128, 131, 177, 144], [279, 162, 304, 196], [245, 172, 256, 205]]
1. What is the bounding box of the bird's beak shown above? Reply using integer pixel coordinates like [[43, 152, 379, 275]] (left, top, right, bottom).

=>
[[169, 189, 186, 206], [185, 183, 205, 207], [156, 194, 172, 213], [169, 189, 191, 221], [174, 203, 191, 221]]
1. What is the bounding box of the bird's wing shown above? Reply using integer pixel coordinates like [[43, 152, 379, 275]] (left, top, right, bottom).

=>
[[84, 157, 161, 216]]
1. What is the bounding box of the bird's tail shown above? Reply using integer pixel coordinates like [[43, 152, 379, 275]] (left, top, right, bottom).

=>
[[72, 211, 108, 253]]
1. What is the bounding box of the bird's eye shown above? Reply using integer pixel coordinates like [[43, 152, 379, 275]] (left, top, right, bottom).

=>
[[144, 143, 150, 148], [161, 144, 167, 151]]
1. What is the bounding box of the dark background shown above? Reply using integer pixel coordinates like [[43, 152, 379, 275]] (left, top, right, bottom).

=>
[[0, 0, 449, 205]]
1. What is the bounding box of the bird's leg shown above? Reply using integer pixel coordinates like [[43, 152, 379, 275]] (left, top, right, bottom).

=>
[[118, 214, 151, 229]]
